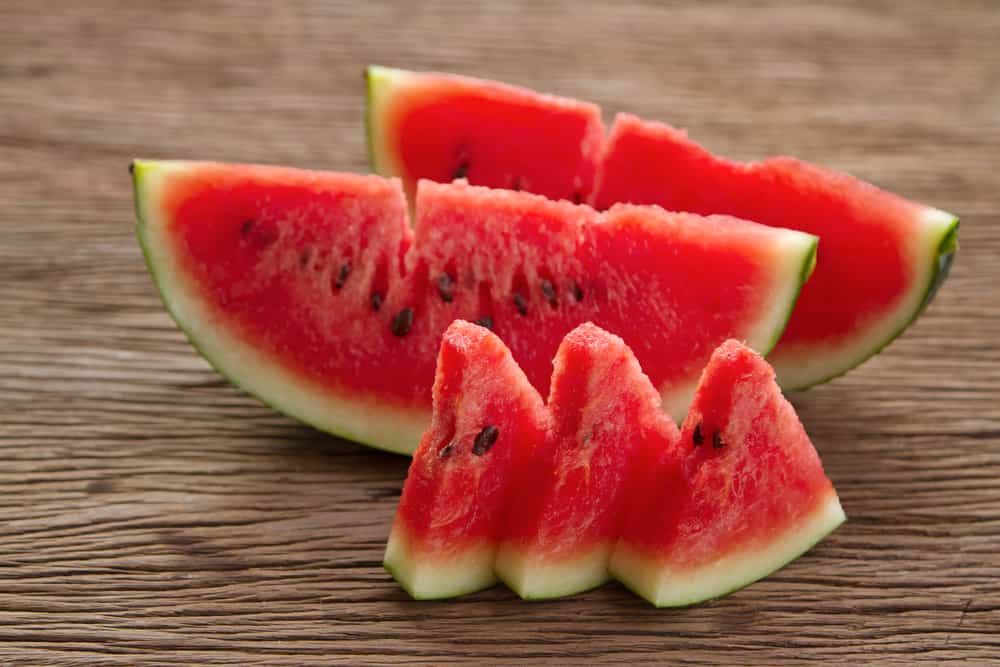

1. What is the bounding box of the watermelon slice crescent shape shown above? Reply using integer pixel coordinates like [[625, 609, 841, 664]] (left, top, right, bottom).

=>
[[133, 160, 815, 454], [365, 67, 959, 391]]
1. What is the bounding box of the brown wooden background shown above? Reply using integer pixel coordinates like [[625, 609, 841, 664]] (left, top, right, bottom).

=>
[[2, 1, 998, 664]]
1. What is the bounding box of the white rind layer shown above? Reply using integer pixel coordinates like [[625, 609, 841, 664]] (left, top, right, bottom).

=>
[[494, 543, 613, 600], [610, 493, 846, 607], [772, 207, 959, 391], [133, 160, 428, 455], [659, 229, 818, 422], [383, 525, 497, 600]]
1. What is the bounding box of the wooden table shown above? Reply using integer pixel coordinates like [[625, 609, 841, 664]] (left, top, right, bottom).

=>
[[2, 1, 998, 664]]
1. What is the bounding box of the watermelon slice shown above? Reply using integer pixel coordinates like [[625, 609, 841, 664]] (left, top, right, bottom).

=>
[[383, 321, 549, 599], [133, 160, 816, 453], [590, 114, 959, 389], [385, 323, 843, 604], [610, 338, 846, 607], [495, 323, 680, 599], [366, 66, 605, 204], [365, 71, 958, 389]]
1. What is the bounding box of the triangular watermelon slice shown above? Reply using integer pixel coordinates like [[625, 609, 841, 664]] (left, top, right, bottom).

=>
[[383, 321, 549, 599], [365, 68, 958, 390], [495, 323, 680, 599], [610, 339, 846, 607], [133, 161, 815, 453]]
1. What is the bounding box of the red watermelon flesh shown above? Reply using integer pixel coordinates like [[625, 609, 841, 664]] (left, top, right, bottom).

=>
[[385, 323, 842, 603], [610, 338, 846, 607], [134, 161, 815, 454], [383, 321, 549, 599], [495, 323, 680, 599], [592, 113, 959, 390], [366, 71, 958, 391], [367, 66, 604, 204]]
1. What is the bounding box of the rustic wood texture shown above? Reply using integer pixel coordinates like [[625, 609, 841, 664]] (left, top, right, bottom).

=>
[[1, 1, 998, 664]]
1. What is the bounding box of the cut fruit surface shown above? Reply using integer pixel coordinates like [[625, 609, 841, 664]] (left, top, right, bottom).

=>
[[134, 161, 815, 453], [383, 321, 549, 599], [365, 71, 958, 388], [367, 65, 605, 204], [133, 160, 425, 451], [495, 323, 680, 599], [386, 324, 844, 604], [610, 339, 845, 607], [592, 113, 959, 390]]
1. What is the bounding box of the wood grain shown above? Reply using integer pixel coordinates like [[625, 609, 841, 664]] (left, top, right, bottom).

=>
[[1, 1, 998, 664]]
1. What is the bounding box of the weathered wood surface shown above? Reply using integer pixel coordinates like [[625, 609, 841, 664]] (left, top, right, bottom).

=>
[[1, 1, 998, 664]]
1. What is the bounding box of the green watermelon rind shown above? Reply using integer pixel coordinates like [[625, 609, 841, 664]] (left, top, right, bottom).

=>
[[772, 210, 959, 391], [610, 493, 846, 608], [365, 65, 408, 177], [659, 228, 818, 423], [131, 160, 428, 455], [383, 525, 499, 600], [766, 234, 818, 354], [494, 545, 614, 601]]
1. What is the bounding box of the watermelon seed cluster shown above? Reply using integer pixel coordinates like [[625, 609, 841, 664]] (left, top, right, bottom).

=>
[[392, 266, 587, 337]]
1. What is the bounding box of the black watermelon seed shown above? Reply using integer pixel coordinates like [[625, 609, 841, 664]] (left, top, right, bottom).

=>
[[391, 308, 414, 337], [240, 219, 254, 237], [513, 292, 528, 316], [572, 190, 583, 204], [437, 273, 455, 303], [335, 262, 351, 289], [713, 431, 725, 450], [572, 282, 584, 302], [370, 291, 383, 311], [476, 316, 493, 330], [453, 162, 469, 180], [299, 248, 312, 269], [540, 279, 557, 307], [692, 423, 704, 447], [439, 441, 455, 458], [472, 425, 499, 456], [511, 176, 522, 191]]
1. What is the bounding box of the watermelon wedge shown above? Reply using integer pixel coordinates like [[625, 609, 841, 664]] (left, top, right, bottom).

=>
[[385, 322, 844, 604], [133, 161, 816, 453], [366, 66, 604, 204], [383, 321, 549, 599], [365, 69, 958, 389], [592, 114, 959, 390], [610, 339, 846, 607], [495, 323, 680, 599]]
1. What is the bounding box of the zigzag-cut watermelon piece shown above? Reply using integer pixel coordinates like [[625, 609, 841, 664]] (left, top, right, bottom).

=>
[[385, 321, 844, 605]]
